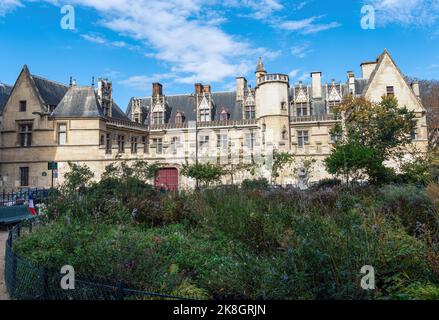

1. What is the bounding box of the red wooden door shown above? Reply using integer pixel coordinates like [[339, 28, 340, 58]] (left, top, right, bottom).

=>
[[155, 168, 179, 191]]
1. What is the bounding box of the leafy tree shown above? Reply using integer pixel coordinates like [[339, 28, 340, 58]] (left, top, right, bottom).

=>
[[327, 96, 417, 183], [223, 161, 259, 185], [181, 162, 225, 187], [271, 151, 295, 184], [62, 162, 95, 193], [325, 140, 384, 184]]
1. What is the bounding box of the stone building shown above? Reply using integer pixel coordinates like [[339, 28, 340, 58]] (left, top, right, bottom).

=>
[[0, 50, 428, 191]]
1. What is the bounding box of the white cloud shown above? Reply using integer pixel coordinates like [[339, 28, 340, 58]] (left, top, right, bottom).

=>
[[291, 43, 312, 58], [364, 0, 439, 27], [288, 69, 300, 79], [0, 0, 23, 16], [119, 73, 176, 90], [223, 0, 284, 20], [47, 0, 276, 85], [81, 34, 129, 48], [278, 16, 340, 34]]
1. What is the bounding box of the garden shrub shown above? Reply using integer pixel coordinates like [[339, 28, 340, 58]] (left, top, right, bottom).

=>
[[241, 178, 269, 190]]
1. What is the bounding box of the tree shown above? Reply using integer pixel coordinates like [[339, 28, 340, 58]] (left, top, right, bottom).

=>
[[325, 140, 384, 184], [62, 162, 95, 193], [181, 162, 225, 188], [271, 151, 295, 184], [326, 96, 417, 183]]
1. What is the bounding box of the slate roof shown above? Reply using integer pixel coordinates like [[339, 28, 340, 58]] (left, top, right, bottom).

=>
[[126, 91, 242, 125], [52, 86, 103, 118], [31, 75, 69, 106], [0, 82, 12, 113]]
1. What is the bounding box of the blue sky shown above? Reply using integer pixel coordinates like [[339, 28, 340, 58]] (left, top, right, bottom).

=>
[[0, 0, 438, 110]]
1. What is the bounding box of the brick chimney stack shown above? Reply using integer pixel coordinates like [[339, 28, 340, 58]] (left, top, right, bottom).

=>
[[195, 83, 204, 95], [153, 82, 163, 96], [203, 84, 211, 94]]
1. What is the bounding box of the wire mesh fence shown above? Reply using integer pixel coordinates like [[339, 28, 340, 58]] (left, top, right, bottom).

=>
[[4, 222, 204, 300]]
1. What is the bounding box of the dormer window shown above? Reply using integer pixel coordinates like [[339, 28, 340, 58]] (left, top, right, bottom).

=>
[[244, 105, 255, 119], [152, 112, 164, 125], [175, 112, 185, 124], [220, 109, 230, 121], [199, 109, 210, 122], [296, 103, 308, 117], [19, 100, 27, 112]]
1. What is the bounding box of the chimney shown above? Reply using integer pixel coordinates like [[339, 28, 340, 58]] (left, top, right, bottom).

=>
[[347, 71, 355, 95], [236, 77, 247, 101], [361, 61, 377, 80], [311, 72, 322, 99], [152, 82, 163, 96], [203, 84, 211, 94], [195, 83, 204, 95], [411, 81, 420, 97]]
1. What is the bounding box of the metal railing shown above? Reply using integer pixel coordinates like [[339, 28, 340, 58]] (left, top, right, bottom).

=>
[[0, 189, 52, 208], [4, 221, 204, 300]]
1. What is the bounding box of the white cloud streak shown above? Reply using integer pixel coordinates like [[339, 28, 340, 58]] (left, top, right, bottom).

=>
[[0, 0, 23, 16], [364, 0, 439, 27]]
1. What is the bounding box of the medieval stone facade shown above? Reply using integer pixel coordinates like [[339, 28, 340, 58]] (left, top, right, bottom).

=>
[[0, 50, 429, 191]]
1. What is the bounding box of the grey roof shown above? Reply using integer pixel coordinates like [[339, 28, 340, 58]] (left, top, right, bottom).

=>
[[0, 82, 12, 113], [355, 79, 369, 95], [31, 75, 69, 106], [52, 86, 103, 118], [127, 91, 242, 125], [111, 101, 130, 121]]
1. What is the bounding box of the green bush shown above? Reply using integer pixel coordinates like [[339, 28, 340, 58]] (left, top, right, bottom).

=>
[[13, 172, 439, 300], [242, 178, 269, 190]]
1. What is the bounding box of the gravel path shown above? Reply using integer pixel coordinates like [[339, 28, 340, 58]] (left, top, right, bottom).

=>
[[0, 228, 9, 300]]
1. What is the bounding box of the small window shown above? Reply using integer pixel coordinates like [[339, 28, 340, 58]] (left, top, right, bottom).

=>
[[19, 101, 27, 112], [20, 167, 29, 187], [199, 135, 209, 149], [411, 127, 418, 141], [245, 132, 255, 150], [296, 103, 308, 117], [152, 112, 164, 125], [153, 138, 163, 154], [244, 105, 255, 119], [19, 124, 32, 147], [217, 134, 228, 150], [106, 133, 112, 154], [199, 109, 210, 122], [386, 86, 395, 97], [170, 137, 180, 154], [142, 136, 149, 154], [117, 135, 125, 153], [297, 130, 309, 148], [58, 124, 67, 145], [131, 136, 138, 154]]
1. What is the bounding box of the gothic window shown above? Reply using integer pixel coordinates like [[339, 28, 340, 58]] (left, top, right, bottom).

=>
[[152, 112, 164, 125], [200, 109, 210, 122], [411, 127, 418, 141], [131, 136, 138, 154], [142, 136, 149, 154], [217, 134, 228, 150], [245, 105, 255, 119], [245, 132, 256, 150], [103, 102, 111, 116], [153, 138, 163, 154], [106, 133, 112, 154], [117, 135, 125, 153], [199, 135, 209, 149], [297, 130, 309, 148], [296, 103, 308, 117], [170, 137, 180, 154], [328, 100, 341, 114], [19, 124, 32, 147]]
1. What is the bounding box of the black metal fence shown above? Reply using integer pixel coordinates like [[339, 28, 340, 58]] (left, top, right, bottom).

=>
[[4, 222, 204, 300], [0, 189, 53, 208]]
